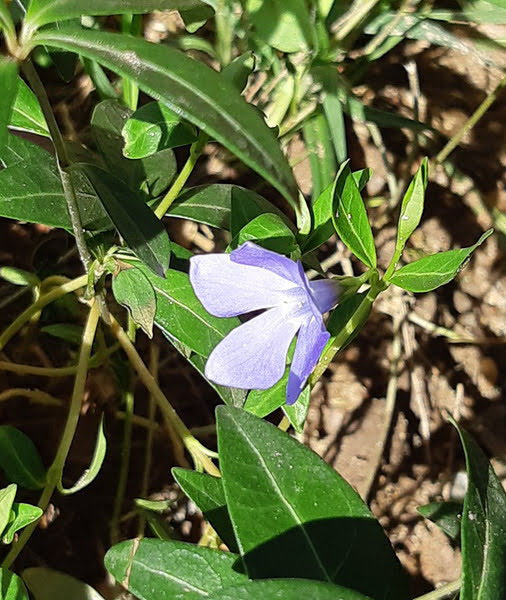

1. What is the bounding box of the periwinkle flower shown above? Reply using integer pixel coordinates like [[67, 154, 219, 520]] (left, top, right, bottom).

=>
[[189, 242, 340, 405]]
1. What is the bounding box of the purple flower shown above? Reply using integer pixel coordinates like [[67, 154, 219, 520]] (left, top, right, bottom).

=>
[[189, 242, 340, 405]]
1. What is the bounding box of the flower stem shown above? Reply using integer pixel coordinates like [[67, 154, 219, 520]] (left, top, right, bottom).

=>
[[414, 578, 461, 600], [108, 315, 220, 477], [154, 132, 208, 218], [0, 274, 88, 352], [2, 300, 100, 569]]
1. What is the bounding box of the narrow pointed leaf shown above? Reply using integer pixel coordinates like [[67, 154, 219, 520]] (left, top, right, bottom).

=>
[[0, 58, 19, 149], [33, 27, 304, 225], [10, 78, 49, 137], [2, 503, 43, 544], [395, 159, 428, 254]]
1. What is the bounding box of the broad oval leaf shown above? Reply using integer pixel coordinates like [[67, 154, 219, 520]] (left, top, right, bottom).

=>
[[0, 58, 19, 150], [22, 568, 105, 600], [112, 267, 157, 338], [78, 165, 171, 277], [10, 78, 48, 137], [452, 420, 506, 600], [0, 568, 29, 600], [216, 407, 408, 599], [25, 0, 211, 28], [207, 579, 372, 600], [388, 229, 493, 292], [105, 538, 248, 599], [2, 502, 43, 544], [33, 27, 305, 227], [0, 426, 46, 490]]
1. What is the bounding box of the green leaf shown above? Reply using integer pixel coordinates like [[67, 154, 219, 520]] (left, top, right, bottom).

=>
[[452, 420, 506, 600], [135, 498, 172, 512], [332, 163, 376, 268], [122, 102, 197, 159], [41, 323, 83, 345], [34, 27, 305, 228], [221, 52, 255, 93], [172, 468, 238, 551], [0, 266, 40, 287], [326, 291, 369, 341], [0, 58, 18, 150], [2, 503, 43, 544], [232, 213, 298, 255], [301, 168, 371, 254], [389, 229, 493, 292], [0, 484, 17, 538], [105, 538, 248, 599], [282, 386, 310, 433], [244, 371, 291, 418], [245, 0, 312, 53], [394, 158, 428, 258], [26, 0, 212, 28], [0, 569, 29, 600], [217, 407, 408, 599], [113, 268, 157, 337], [303, 111, 336, 202], [10, 79, 49, 137], [206, 579, 372, 600], [0, 427, 46, 490], [22, 568, 105, 600], [417, 501, 461, 541], [180, 4, 214, 33], [79, 165, 171, 277]]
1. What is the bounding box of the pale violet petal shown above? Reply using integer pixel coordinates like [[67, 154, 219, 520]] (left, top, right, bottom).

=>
[[231, 241, 304, 285], [286, 316, 329, 405], [308, 279, 340, 314], [189, 253, 298, 318], [205, 305, 303, 390]]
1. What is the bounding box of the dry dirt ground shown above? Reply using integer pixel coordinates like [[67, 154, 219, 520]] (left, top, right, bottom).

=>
[[0, 22, 505, 600]]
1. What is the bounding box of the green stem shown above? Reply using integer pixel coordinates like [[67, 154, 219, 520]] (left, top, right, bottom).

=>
[[154, 132, 208, 218], [0, 274, 88, 351], [414, 578, 461, 600], [215, 0, 233, 66], [436, 73, 506, 164], [2, 301, 100, 569], [333, 0, 382, 41]]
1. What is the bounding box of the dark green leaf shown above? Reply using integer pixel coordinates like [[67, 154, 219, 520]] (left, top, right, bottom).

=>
[[222, 52, 255, 93], [34, 27, 306, 228], [232, 213, 298, 255], [0, 426, 46, 490], [344, 95, 433, 132], [417, 501, 461, 541], [172, 468, 238, 551], [22, 568, 105, 600], [452, 420, 506, 600], [332, 163, 376, 268], [79, 165, 171, 277], [0, 484, 17, 538], [105, 539, 248, 599], [206, 579, 371, 600], [0, 568, 29, 600], [0, 58, 19, 149], [41, 323, 83, 345], [2, 503, 43, 544], [217, 407, 408, 599], [122, 102, 197, 159], [113, 267, 157, 337], [10, 79, 49, 137], [180, 3, 214, 33], [26, 0, 212, 28], [326, 292, 369, 341], [389, 229, 493, 292]]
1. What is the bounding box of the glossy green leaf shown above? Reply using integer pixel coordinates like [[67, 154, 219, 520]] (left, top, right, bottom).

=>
[[332, 163, 376, 268], [394, 158, 428, 258], [0, 58, 18, 149], [0, 568, 29, 600], [22, 568, 105, 600], [301, 168, 371, 254], [138, 264, 239, 358], [172, 468, 237, 551], [206, 579, 371, 600], [417, 501, 461, 541], [0, 427, 46, 490], [105, 538, 248, 599], [113, 268, 157, 337], [232, 213, 298, 255], [79, 165, 171, 277], [122, 102, 197, 159], [34, 27, 305, 227], [453, 420, 506, 600], [0, 485, 17, 538], [303, 111, 336, 202], [389, 229, 493, 292], [217, 407, 408, 599], [10, 79, 48, 137], [221, 52, 255, 93], [26, 0, 211, 28], [246, 0, 312, 53], [283, 386, 310, 433], [2, 503, 43, 544]]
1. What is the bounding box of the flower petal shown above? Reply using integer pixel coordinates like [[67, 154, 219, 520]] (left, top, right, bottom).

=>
[[231, 241, 303, 285], [286, 315, 330, 405], [190, 253, 298, 317], [308, 279, 340, 314], [205, 305, 303, 390]]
